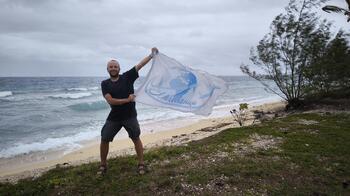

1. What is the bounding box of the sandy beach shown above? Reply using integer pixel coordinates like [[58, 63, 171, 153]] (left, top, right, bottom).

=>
[[0, 101, 286, 183]]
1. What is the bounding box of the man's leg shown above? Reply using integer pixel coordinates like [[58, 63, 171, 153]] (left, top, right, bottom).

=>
[[124, 117, 145, 174], [132, 137, 144, 165], [123, 117, 143, 164], [100, 140, 109, 166], [99, 120, 121, 170]]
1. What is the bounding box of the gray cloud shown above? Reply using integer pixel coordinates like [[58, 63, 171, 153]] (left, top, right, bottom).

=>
[[0, 0, 348, 76]]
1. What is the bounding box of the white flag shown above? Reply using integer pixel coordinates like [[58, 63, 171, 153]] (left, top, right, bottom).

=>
[[135, 53, 228, 116]]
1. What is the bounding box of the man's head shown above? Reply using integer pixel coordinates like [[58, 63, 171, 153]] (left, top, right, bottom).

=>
[[107, 60, 120, 78]]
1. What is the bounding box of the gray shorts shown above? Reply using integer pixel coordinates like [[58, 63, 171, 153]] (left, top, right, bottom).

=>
[[101, 117, 141, 142]]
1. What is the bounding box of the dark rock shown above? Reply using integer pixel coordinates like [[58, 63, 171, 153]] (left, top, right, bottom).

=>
[[215, 181, 225, 187], [200, 127, 214, 132]]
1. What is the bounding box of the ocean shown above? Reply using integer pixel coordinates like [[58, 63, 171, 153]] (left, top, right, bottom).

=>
[[0, 76, 281, 158]]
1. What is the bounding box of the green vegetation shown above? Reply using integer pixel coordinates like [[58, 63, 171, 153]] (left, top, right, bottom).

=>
[[304, 30, 350, 99], [230, 103, 249, 126], [241, 0, 350, 109], [1, 111, 349, 195]]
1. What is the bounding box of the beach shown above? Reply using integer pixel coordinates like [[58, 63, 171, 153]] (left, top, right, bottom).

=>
[[0, 101, 286, 183]]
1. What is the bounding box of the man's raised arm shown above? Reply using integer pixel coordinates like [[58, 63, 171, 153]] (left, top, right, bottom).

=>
[[135, 47, 158, 72]]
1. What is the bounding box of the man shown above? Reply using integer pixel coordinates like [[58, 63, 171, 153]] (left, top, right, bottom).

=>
[[99, 47, 159, 175]]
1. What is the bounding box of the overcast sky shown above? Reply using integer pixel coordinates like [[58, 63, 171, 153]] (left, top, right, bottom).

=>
[[0, 0, 348, 77]]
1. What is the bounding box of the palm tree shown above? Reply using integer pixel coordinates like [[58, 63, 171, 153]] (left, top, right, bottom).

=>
[[322, 0, 350, 22]]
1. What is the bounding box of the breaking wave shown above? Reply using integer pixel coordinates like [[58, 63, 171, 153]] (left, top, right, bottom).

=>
[[0, 91, 12, 98], [49, 92, 92, 99], [68, 101, 109, 111]]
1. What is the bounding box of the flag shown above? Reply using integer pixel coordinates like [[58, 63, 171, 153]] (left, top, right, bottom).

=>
[[135, 53, 228, 115]]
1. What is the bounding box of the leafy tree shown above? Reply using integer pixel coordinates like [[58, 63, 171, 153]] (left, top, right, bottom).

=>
[[240, 0, 331, 109], [304, 30, 350, 96]]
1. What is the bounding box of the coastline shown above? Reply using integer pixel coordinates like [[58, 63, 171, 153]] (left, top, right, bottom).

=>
[[0, 101, 286, 183]]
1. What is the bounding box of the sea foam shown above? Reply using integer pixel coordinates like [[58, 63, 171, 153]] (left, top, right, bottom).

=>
[[67, 87, 99, 91], [0, 91, 12, 98], [49, 92, 92, 99], [67, 87, 88, 91], [0, 129, 100, 158]]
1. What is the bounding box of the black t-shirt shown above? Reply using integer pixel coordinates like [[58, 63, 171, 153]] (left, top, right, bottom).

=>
[[101, 67, 139, 121]]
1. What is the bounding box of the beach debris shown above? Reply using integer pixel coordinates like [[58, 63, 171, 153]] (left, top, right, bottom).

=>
[[252, 110, 278, 123], [199, 127, 215, 132], [199, 122, 231, 132], [181, 137, 190, 141], [253, 110, 264, 119], [54, 162, 71, 169]]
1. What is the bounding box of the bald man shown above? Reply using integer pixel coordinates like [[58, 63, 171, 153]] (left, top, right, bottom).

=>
[[99, 47, 159, 175]]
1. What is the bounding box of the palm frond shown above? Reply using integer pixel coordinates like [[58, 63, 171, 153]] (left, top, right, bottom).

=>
[[346, 0, 350, 10]]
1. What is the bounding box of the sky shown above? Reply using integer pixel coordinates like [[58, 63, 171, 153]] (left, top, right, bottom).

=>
[[0, 0, 348, 77]]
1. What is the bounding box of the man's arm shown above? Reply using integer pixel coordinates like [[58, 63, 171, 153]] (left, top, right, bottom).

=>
[[104, 94, 135, 105], [135, 47, 158, 72]]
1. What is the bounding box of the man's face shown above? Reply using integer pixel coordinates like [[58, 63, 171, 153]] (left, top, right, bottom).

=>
[[107, 60, 120, 78]]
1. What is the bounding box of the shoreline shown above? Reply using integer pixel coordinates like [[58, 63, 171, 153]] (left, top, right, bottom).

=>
[[0, 101, 286, 183]]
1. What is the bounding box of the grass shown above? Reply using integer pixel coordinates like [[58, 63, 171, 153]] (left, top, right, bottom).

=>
[[0, 112, 349, 195]]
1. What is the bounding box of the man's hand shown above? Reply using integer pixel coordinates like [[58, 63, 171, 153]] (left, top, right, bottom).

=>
[[151, 47, 159, 57], [128, 94, 136, 102], [135, 47, 159, 72]]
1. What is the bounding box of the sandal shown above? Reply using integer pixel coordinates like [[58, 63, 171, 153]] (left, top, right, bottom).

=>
[[137, 163, 146, 175], [97, 165, 107, 176]]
